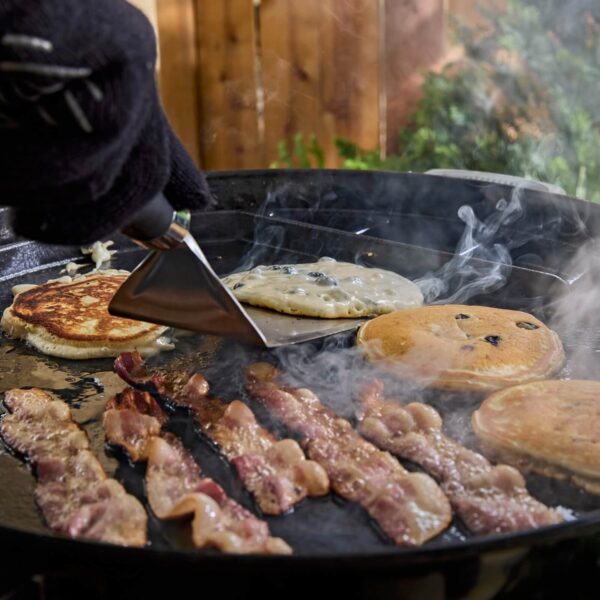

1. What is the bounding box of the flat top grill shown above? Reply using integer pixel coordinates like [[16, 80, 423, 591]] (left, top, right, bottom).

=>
[[0, 205, 599, 567]]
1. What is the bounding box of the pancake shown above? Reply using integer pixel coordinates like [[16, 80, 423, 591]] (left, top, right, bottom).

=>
[[1, 272, 172, 359], [222, 258, 423, 318], [356, 304, 564, 392], [472, 380, 600, 494]]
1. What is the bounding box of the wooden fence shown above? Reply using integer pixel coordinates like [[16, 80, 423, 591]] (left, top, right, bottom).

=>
[[132, 0, 483, 170]]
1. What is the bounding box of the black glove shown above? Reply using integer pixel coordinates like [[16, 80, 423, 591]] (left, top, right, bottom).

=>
[[0, 0, 214, 244]]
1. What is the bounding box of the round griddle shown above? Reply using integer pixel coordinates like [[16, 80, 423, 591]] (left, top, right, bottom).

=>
[[1, 170, 599, 598]]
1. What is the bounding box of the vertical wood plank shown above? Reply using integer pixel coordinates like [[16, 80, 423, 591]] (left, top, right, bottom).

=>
[[195, 0, 262, 170], [385, 0, 445, 154], [155, 0, 201, 164], [320, 0, 380, 166], [260, 0, 321, 166]]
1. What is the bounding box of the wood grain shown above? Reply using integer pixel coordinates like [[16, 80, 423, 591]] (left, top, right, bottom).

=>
[[143, 0, 466, 169], [319, 0, 380, 166], [384, 0, 445, 154], [260, 0, 321, 166], [156, 0, 201, 164], [195, 0, 262, 170]]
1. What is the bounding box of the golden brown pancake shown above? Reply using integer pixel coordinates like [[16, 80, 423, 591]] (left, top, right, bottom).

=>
[[356, 304, 564, 392], [1, 272, 172, 359], [472, 380, 600, 494]]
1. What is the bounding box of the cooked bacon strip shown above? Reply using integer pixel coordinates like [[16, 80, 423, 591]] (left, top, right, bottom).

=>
[[103, 387, 166, 461], [0, 388, 147, 547], [113, 352, 162, 392], [114, 352, 330, 515], [245, 363, 452, 546], [146, 434, 290, 554], [357, 381, 563, 534], [104, 388, 292, 554], [179, 374, 329, 514]]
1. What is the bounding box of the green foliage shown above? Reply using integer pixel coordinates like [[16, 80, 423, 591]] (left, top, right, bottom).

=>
[[336, 0, 600, 201], [271, 132, 325, 169]]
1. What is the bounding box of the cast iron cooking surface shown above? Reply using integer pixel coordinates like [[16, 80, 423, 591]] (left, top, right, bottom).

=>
[[207, 170, 599, 279], [0, 210, 599, 566]]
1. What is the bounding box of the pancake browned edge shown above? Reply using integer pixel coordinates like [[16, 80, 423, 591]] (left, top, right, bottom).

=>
[[472, 380, 600, 495], [1, 272, 172, 359], [356, 305, 565, 392]]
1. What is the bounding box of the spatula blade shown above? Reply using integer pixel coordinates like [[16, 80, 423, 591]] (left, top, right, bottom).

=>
[[108, 235, 268, 346], [109, 234, 366, 348]]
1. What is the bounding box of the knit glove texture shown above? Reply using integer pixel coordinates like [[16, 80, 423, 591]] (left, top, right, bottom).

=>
[[0, 0, 213, 244]]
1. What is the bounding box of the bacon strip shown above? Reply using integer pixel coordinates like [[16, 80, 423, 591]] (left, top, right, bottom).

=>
[[103, 387, 166, 461], [104, 388, 292, 554], [114, 350, 163, 389], [114, 352, 330, 515], [0, 388, 147, 547], [357, 381, 563, 534], [245, 363, 452, 546]]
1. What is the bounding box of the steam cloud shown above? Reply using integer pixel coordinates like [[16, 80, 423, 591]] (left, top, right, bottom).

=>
[[229, 183, 549, 436], [221, 177, 595, 448], [549, 238, 600, 379], [417, 192, 523, 304]]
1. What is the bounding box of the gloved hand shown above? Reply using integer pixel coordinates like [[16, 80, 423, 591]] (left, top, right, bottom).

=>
[[0, 0, 214, 245]]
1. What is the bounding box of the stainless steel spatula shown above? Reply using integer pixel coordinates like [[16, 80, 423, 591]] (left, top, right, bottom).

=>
[[108, 194, 363, 347]]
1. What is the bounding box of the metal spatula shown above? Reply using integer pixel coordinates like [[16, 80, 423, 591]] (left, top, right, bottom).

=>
[[108, 194, 363, 347]]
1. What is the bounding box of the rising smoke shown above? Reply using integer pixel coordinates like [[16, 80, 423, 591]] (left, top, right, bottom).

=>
[[548, 238, 600, 379], [243, 183, 557, 419]]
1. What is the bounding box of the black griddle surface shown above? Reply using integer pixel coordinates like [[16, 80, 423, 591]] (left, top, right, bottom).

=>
[[0, 211, 599, 564]]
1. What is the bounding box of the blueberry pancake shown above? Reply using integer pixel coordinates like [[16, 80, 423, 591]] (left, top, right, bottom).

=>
[[472, 380, 600, 494], [222, 258, 423, 318], [356, 304, 564, 392]]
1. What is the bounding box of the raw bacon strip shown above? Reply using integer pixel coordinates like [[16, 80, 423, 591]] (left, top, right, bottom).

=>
[[357, 381, 563, 534], [104, 388, 292, 555], [0, 388, 147, 547], [114, 352, 330, 515], [245, 363, 452, 546]]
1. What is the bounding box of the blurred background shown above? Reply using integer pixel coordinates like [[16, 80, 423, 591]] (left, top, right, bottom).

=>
[[130, 0, 599, 201]]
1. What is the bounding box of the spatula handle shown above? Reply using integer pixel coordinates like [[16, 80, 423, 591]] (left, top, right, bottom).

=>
[[121, 192, 189, 250]]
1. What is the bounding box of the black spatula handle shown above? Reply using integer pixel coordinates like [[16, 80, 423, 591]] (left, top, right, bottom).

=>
[[121, 193, 190, 250], [121, 192, 175, 242]]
